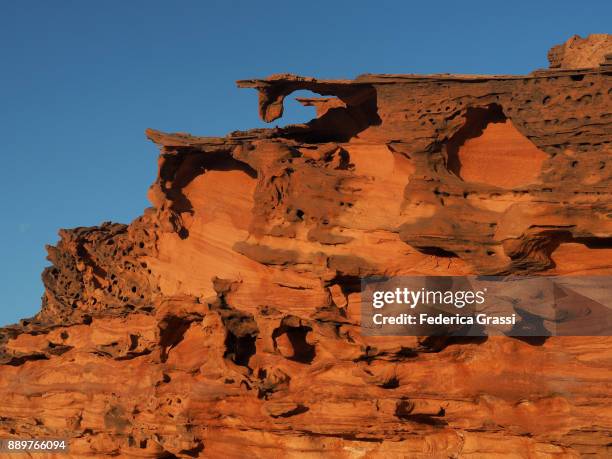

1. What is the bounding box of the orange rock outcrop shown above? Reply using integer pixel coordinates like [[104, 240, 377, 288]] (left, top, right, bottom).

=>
[[1, 35, 611, 458]]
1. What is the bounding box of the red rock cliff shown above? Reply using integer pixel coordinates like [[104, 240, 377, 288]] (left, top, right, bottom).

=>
[[1, 35, 611, 458]]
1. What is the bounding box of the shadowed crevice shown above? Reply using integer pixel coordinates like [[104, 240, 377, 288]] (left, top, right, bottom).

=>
[[446, 103, 506, 178]]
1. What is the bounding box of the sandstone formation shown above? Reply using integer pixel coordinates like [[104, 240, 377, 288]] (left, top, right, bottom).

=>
[[0, 35, 611, 458], [548, 34, 612, 70]]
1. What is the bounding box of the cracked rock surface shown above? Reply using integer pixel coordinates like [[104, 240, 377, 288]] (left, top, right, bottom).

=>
[[1, 35, 611, 458]]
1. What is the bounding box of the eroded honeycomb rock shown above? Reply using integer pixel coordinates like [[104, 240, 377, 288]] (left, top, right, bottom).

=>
[[0, 36, 611, 458]]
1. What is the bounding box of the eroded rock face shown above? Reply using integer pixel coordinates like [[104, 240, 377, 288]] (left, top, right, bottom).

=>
[[548, 33, 612, 69], [1, 36, 611, 458]]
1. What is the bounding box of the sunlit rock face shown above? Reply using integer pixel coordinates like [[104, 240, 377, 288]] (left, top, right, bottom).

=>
[[0, 35, 611, 458]]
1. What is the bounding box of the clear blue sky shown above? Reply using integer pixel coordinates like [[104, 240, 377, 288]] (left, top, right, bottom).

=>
[[1, 1, 609, 326]]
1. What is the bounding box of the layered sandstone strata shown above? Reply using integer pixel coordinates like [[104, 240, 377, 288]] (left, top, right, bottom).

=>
[[0, 35, 611, 458]]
